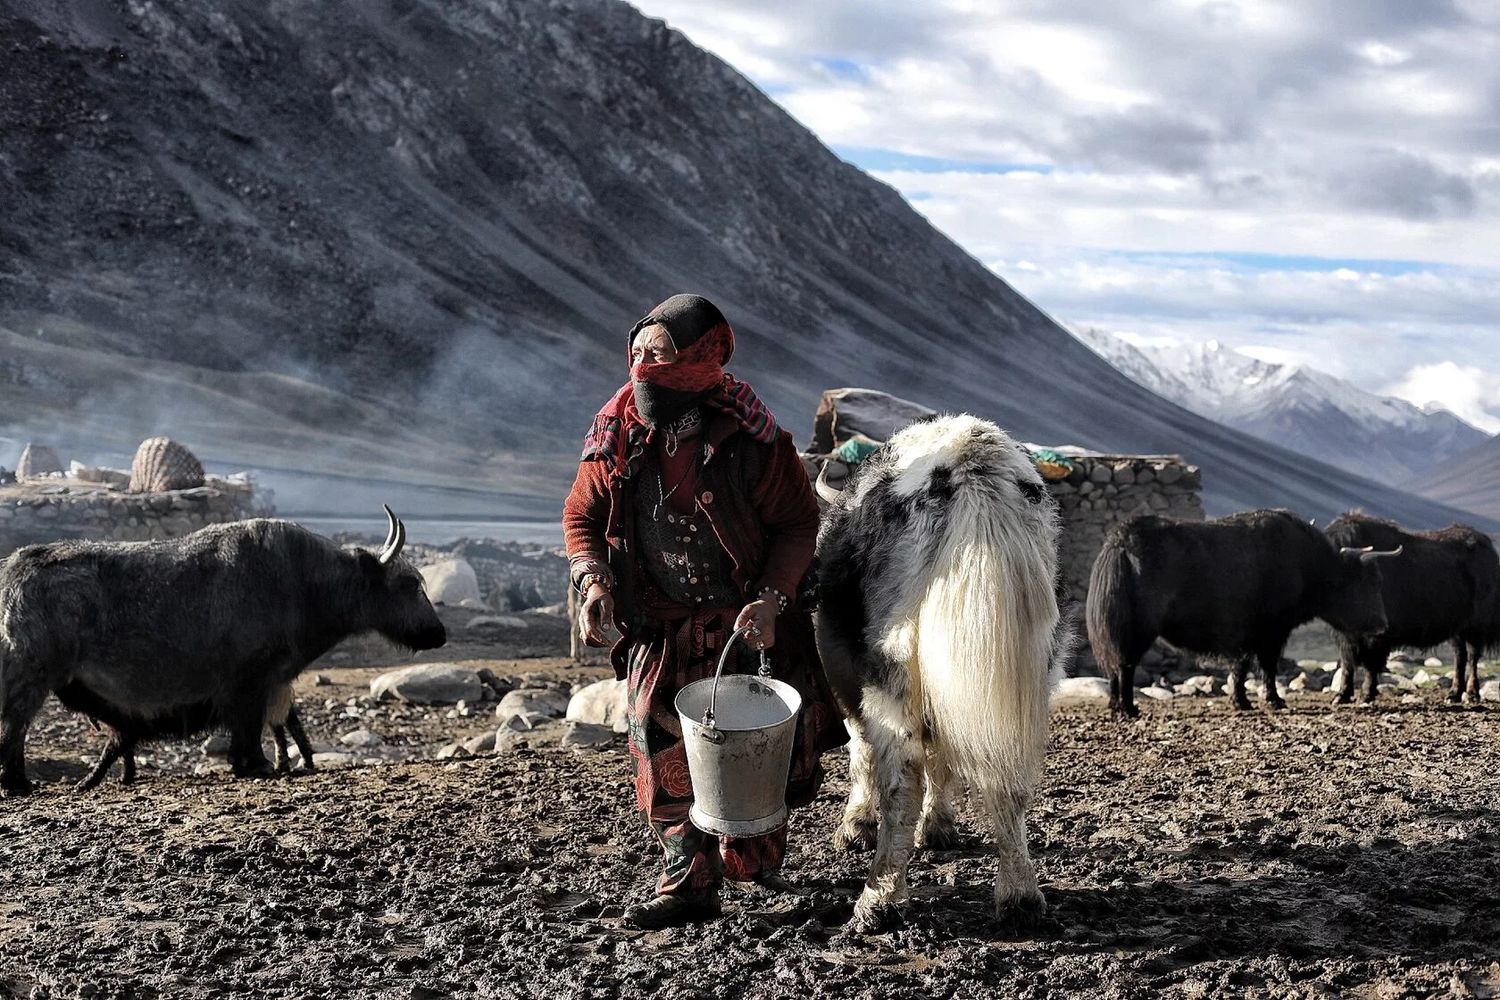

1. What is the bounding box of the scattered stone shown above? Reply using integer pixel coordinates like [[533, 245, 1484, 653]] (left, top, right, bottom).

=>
[[1481, 679, 1499, 703], [419, 558, 482, 606], [1412, 669, 1437, 688], [1138, 686, 1174, 701], [1053, 676, 1110, 702], [559, 721, 618, 751], [1289, 671, 1328, 692], [1424, 657, 1444, 669], [496, 688, 570, 722], [1387, 651, 1416, 665], [310, 751, 358, 768], [435, 743, 470, 760], [462, 731, 498, 754], [370, 663, 484, 705], [466, 614, 530, 630], [458, 597, 492, 611], [501, 712, 549, 732], [17, 443, 64, 479], [1331, 665, 1348, 693], [566, 678, 630, 733], [201, 734, 232, 758], [312, 674, 333, 686], [340, 728, 384, 748]]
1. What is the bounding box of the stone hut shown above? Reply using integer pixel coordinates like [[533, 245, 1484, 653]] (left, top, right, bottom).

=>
[[802, 388, 1205, 606], [0, 440, 268, 558]]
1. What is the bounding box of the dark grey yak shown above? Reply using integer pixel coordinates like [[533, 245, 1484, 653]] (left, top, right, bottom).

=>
[[1087, 509, 1398, 718], [0, 507, 445, 796], [1323, 513, 1500, 704]]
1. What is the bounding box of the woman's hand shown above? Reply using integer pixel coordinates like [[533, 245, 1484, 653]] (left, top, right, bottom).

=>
[[580, 583, 616, 647], [734, 599, 777, 650]]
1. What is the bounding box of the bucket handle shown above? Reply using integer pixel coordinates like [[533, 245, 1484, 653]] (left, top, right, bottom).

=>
[[700, 624, 774, 731]]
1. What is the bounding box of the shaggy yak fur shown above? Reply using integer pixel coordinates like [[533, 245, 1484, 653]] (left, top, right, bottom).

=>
[[1087, 509, 1394, 718], [815, 415, 1072, 932], [0, 515, 445, 796], [1323, 513, 1500, 704]]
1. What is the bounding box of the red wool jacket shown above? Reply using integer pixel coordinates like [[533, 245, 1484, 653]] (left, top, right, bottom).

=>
[[563, 415, 820, 675]]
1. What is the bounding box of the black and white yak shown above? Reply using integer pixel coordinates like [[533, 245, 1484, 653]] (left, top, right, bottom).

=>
[[814, 415, 1071, 931]]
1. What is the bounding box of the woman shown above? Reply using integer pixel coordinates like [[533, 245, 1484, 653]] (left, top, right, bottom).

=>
[[563, 293, 845, 929]]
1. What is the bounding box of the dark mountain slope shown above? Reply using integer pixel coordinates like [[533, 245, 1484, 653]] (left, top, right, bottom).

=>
[[0, 0, 1486, 527]]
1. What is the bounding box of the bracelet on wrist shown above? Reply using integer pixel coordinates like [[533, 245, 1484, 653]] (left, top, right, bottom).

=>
[[757, 586, 789, 615]]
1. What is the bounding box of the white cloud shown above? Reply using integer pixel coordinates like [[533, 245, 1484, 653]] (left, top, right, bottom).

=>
[[635, 0, 1500, 412], [1387, 362, 1500, 433]]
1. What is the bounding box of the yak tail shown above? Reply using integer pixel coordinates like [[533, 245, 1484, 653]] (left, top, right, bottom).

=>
[[915, 484, 1067, 797], [1085, 537, 1138, 688]]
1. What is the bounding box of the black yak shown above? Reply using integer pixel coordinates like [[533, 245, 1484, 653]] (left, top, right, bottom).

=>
[[1087, 509, 1397, 718], [815, 415, 1072, 931], [0, 507, 444, 796], [1323, 514, 1500, 704]]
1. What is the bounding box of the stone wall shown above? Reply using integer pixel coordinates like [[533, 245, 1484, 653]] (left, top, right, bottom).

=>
[[0, 479, 261, 556], [1049, 454, 1205, 604]]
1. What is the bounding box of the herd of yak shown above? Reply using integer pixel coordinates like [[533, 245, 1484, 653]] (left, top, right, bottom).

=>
[[0, 416, 1496, 931], [1088, 507, 1499, 718]]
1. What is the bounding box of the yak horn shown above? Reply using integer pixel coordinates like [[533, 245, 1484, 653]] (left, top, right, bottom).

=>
[[1360, 545, 1403, 562], [815, 464, 843, 505], [1338, 545, 1373, 556], [378, 504, 407, 565]]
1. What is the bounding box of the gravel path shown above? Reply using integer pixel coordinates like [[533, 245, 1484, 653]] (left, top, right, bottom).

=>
[[2, 691, 1497, 999]]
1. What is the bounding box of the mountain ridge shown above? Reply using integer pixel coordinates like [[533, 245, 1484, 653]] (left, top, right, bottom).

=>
[[1, 0, 1490, 531]]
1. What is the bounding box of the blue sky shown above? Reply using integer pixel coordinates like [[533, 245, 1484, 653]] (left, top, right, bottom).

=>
[[634, 0, 1500, 432]]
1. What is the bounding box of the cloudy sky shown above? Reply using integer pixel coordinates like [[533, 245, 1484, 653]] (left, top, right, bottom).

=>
[[635, 0, 1500, 432]]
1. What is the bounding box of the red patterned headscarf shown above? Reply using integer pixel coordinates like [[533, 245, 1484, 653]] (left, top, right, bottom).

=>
[[581, 295, 778, 475]]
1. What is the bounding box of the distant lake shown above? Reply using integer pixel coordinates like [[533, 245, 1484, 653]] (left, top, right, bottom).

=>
[[293, 517, 563, 548]]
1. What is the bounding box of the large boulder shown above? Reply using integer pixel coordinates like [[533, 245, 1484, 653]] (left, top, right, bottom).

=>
[[17, 443, 63, 479], [1481, 679, 1499, 703], [1052, 676, 1110, 702], [566, 678, 629, 733], [420, 558, 482, 606], [370, 663, 485, 704], [810, 388, 937, 455]]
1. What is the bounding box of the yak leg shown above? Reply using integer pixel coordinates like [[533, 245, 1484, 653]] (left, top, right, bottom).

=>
[[76, 735, 126, 791], [225, 679, 274, 778], [120, 738, 137, 785], [1450, 640, 1468, 704], [916, 748, 960, 850], [982, 785, 1045, 920], [1110, 661, 1140, 719], [1259, 646, 1287, 710], [1230, 655, 1255, 711], [0, 675, 50, 797], [850, 693, 923, 933], [284, 707, 316, 770], [833, 718, 879, 851], [1465, 642, 1484, 703], [271, 724, 292, 773], [1361, 645, 1387, 704], [1332, 637, 1360, 705]]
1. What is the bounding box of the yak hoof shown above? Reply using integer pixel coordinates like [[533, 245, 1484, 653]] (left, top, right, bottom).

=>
[[1109, 703, 1140, 720], [0, 777, 36, 798], [995, 888, 1047, 928], [1447, 690, 1464, 704], [848, 898, 905, 935], [232, 760, 277, 780], [833, 817, 878, 852], [74, 775, 106, 793], [1264, 697, 1287, 712], [1231, 698, 1254, 712], [1330, 692, 1354, 706], [918, 814, 962, 851]]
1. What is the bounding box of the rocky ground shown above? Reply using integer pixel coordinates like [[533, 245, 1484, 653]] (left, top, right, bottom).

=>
[[2, 641, 1499, 999]]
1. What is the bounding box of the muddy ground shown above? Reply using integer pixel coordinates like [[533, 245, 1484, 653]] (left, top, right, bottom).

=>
[[2, 654, 1499, 999]]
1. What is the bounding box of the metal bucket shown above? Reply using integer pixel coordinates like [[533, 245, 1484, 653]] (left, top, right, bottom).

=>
[[674, 626, 803, 837]]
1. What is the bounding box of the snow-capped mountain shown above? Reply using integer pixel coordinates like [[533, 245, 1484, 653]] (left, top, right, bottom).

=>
[[1076, 330, 1490, 482]]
